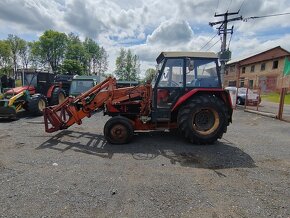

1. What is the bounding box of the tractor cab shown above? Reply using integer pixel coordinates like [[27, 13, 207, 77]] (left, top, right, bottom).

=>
[[152, 52, 221, 121], [21, 71, 55, 96]]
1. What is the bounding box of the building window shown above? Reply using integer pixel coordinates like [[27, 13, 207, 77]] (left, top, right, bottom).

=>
[[242, 67, 245, 74], [261, 63, 266, 71], [273, 60, 279, 69], [228, 81, 237, 87], [249, 80, 254, 89], [240, 77, 245, 87], [250, 65, 255, 72]]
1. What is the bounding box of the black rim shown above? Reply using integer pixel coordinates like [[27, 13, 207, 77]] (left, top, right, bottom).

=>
[[110, 124, 128, 142], [193, 109, 215, 131]]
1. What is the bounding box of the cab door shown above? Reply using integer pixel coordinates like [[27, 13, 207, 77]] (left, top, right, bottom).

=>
[[152, 58, 185, 121]]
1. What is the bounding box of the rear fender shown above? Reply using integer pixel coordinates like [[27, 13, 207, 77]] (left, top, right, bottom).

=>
[[47, 85, 61, 98], [171, 88, 233, 122]]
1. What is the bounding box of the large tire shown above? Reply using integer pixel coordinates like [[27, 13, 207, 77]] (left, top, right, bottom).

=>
[[104, 116, 134, 144], [27, 94, 48, 116], [177, 94, 228, 144], [49, 87, 66, 106]]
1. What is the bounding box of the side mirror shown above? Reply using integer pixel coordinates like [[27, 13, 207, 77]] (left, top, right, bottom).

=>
[[188, 59, 194, 71]]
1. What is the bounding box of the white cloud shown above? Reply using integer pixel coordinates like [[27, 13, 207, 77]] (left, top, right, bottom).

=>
[[147, 20, 194, 45], [0, 0, 290, 77]]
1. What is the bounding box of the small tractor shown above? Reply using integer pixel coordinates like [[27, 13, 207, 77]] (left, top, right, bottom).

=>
[[44, 52, 233, 144], [69, 75, 101, 97], [0, 71, 66, 119]]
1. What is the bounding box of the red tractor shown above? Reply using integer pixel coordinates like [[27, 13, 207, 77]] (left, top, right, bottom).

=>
[[44, 52, 233, 144], [0, 71, 66, 119]]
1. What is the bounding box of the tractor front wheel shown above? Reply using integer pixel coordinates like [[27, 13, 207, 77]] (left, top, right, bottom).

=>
[[27, 94, 48, 116], [50, 87, 66, 106], [177, 94, 228, 144], [104, 116, 134, 144]]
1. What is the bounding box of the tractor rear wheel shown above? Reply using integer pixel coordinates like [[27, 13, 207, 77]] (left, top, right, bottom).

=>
[[177, 94, 228, 144], [104, 116, 134, 144], [27, 94, 48, 116], [50, 87, 66, 106]]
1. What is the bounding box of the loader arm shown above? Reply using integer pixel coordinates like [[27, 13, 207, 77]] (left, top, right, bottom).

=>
[[43, 77, 152, 133]]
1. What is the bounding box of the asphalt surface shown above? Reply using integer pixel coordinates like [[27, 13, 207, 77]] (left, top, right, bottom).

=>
[[245, 100, 290, 121], [0, 110, 290, 217]]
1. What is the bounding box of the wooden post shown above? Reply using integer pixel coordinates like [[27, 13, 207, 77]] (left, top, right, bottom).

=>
[[244, 87, 249, 110], [277, 88, 286, 120]]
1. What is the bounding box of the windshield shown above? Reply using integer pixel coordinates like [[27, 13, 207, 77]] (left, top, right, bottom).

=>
[[23, 73, 37, 86], [157, 58, 183, 87], [69, 80, 95, 95]]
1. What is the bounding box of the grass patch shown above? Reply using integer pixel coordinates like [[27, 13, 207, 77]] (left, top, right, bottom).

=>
[[262, 92, 290, 105]]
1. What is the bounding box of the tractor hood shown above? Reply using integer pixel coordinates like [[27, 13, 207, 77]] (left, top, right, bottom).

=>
[[5, 86, 35, 95]]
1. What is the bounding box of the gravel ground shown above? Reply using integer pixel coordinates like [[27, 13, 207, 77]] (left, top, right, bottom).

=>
[[0, 110, 289, 217]]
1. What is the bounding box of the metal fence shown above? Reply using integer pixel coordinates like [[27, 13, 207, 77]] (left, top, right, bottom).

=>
[[243, 85, 290, 122]]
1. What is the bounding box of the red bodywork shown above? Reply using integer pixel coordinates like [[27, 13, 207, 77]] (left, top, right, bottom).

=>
[[44, 77, 153, 133], [43, 77, 233, 133], [172, 88, 232, 111], [157, 89, 169, 105], [5, 86, 36, 95], [5, 84, 61, 99], [46, 84, 61, 98]]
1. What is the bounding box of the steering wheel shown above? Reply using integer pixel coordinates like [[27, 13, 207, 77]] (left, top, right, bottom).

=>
[[168, 81, 179, 87]]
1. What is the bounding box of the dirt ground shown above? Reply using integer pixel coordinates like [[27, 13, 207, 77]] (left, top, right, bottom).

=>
[[0, 110, 289, 217]]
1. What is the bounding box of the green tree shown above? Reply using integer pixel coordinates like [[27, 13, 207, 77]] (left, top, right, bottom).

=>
[[83, 37, 99, 74], [60, 59, 84, 75], [33, 30, 68, 73], [19, 41, 34, 69], [7, 34, 26, 78], [30, 41, 44, 69], [115, 48, 139, 81], [115, 48, 127, 80], [95, 47, 108, 75], [144, 68, 156, 83], [0, 40, 12, 76], [61, 33, 88, 75], [83, 38, 108, 75]]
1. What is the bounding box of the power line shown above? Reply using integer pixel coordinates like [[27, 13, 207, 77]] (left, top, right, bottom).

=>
[[209, 11, 242, 84], [199, 33, 218, 51], [205, 38, 221, 51], [227, 30, 233, 50], [216, 0, 220, 13], [239, 0, 246, 11], [227, 0, 233, 11], [243, 12, 290, 22]]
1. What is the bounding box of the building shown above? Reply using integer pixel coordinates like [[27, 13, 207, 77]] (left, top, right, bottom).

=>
[[225, 46, 290, 92]]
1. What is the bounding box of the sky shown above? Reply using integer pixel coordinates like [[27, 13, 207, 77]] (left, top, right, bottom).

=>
[[1, 0, 290, 77]]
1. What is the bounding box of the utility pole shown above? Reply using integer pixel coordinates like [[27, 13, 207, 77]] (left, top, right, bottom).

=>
[[209, 11, 242, 86]]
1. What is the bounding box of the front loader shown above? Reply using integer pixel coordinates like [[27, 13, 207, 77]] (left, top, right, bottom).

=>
[[0, 71, 66, 119], [43, 52, 233, 144]]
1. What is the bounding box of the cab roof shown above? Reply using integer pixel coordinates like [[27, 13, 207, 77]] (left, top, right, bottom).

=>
[[73, 75, 99, 80], [156, 51, 218, 64]]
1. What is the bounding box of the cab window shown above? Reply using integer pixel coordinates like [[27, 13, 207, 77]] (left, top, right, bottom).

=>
[[186, 59, 220, 88], [158, 58, 184, 87]]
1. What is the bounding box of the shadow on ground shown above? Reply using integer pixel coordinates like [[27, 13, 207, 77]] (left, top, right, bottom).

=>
[[37, 130, 256, 169]]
